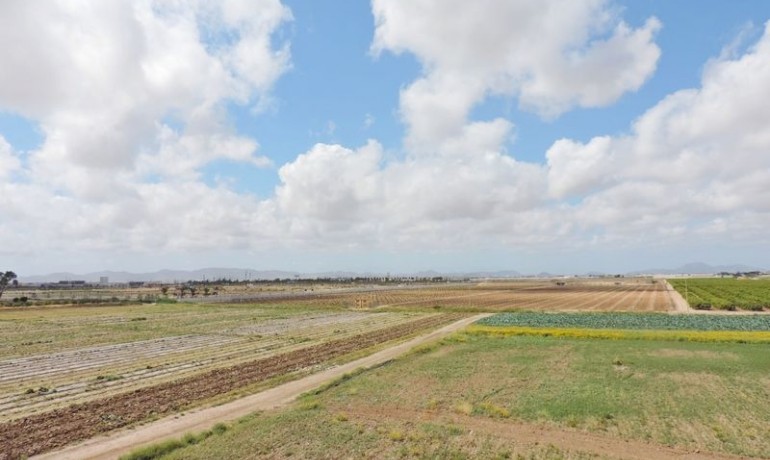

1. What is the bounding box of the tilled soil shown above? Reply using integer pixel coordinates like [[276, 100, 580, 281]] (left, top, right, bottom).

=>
[[0, 313, 463, 460], [381, 284, 670, 312], [1, 312, 415, 422]]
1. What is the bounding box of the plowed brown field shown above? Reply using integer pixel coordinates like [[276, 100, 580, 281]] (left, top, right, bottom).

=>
[[367, 280, 671, 312]]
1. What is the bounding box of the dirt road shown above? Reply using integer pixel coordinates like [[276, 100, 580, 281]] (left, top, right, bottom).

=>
[[665, 280, 691, 312], [33, 314, 491, 460]]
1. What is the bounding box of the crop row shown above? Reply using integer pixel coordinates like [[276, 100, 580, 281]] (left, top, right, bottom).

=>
[[0, 312, 418, 422], [371, 282, 669, 312], [476, 312, 770, 331], [0, 313, 464, 460], [669, 278, 770, 311]]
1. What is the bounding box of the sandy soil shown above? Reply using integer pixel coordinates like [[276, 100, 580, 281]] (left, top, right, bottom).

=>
[[665, 280, 692, 312], [32, 314, 491, 460]]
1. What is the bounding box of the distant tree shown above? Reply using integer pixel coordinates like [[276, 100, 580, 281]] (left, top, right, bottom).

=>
[[0, 271, 18, 300]]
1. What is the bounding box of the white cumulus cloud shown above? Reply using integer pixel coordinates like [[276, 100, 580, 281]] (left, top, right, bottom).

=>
[[0, 0, 291, 257], [372, 0, 661, 151], [547, 21, 770, 245], [2, 1, 769, 272], [0, 0, 290, 198]]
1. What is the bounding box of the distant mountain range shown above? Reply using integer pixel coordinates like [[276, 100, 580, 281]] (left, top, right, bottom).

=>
[[17, 263, 765, 284], [20, 268, 299, 284], [628, 262, 767, 275]]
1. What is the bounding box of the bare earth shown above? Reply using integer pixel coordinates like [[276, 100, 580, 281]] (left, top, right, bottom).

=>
[[665, 280, 691, 312], [33, 314, 491, 460]]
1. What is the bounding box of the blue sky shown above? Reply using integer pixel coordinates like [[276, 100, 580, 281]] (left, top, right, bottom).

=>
[[1, 1, 769, 276], [218, 0, 768, 195]]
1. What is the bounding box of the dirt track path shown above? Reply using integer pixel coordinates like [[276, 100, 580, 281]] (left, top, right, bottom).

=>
[[665, 280, 691, 312], [33, 314, 492, 460]]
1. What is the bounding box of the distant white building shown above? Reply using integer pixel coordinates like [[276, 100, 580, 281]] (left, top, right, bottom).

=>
[[99, 276, 109, 285]]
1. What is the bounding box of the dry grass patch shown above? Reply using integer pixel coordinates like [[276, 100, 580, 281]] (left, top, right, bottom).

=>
[[650, 348, 739, 360]]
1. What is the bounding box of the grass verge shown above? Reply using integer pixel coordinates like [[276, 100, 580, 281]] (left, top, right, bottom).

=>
[[119, 423, 228, 460]]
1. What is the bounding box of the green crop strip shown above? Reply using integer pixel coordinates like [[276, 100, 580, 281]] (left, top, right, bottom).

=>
[[669, 278, 770, 311], [476, 312, 770, 331]]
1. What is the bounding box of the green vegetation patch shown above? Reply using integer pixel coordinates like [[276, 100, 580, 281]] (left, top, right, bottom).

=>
[[156, 334, 770, 458], [669, 278, 770, 311], [477, 311, 770, 331], [160, 398, 600, 460], [120, 423, 228, 460], [322, 334, 770, 457]]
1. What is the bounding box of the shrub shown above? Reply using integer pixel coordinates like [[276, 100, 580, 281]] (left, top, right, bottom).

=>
[[211, 423, 228, 435], [119, 439, 185, 460], [388, 429, 405, 441]]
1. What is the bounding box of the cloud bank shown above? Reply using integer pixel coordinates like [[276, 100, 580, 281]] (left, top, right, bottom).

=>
[[0, 0, 290, 255], [1, 0, 768, 271]]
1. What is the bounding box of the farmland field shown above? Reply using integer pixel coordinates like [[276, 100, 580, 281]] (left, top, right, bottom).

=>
[[157, 333, 770, 459], [477, 311, 770, 331], [3, 276, 768, 459], [2, 277, 674, 313], [368, 278, 672, 312], [669, 277, 770, 311], [0, 309, 437, 423], [171, 278, 672, 312], [0, 299, 465, 459]]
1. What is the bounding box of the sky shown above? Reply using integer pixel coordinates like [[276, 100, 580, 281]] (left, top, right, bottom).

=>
[[1, 0, 770, 276]]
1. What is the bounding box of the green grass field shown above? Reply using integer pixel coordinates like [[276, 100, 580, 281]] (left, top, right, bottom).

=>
[[145, 332, 770, 459]]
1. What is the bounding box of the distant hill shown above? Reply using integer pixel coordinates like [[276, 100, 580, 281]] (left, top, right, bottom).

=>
[[19, 268, 526, 283], [20, 268, 301, 284], [452, 270, 522, 279], [628, 262, 767, 276], [18, 262, 765, 284]]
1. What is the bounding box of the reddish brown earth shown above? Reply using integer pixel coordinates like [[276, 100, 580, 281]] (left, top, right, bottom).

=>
[[0, 313, 464, 460]]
